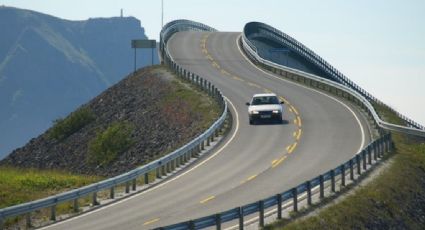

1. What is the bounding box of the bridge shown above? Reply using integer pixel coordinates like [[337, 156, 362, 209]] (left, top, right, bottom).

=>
[[1, 20, 424, 230]]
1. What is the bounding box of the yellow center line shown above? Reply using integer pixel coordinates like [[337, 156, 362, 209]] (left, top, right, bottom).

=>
[[200, 195, 215, 204], [293, 131, 297, 137], [297, 116, 302, 127], [143, 218, 160, 226], [212, 61, 220, 69], [263, 88, 273, 93], [248, 82, 260, 88], [272, 159, 278, 165], [272, 156, 287, 168], [291, 106, 299, 115], [221, 69, 230, 76], [247, 174, 257, 181], [296, 129, 302, 140], [232, 75, 243, 81], [202, 48, 208, 54], [294, 119, 298, 125], [286, 145, 291, 152], [288, 142, 298, 154]]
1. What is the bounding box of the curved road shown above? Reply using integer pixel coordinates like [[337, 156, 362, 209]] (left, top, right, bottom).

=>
[[45, 31, 371, 229]]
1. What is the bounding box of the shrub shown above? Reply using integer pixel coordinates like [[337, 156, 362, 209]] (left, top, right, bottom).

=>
[[87, 122, 134, 166], [49, 107, 95, 141]]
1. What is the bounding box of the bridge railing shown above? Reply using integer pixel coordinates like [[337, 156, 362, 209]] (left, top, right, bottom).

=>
[[243, 21, 425, 132], [0, 20, 227, 229]]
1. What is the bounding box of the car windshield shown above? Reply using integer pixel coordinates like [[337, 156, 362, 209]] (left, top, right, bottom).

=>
[[251, 96, 279, 105]]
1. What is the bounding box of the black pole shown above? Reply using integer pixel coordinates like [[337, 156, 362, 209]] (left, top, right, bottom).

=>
[[134, 47, 136, 74]]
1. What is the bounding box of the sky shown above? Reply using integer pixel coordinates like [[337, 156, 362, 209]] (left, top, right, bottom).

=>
[[1, 0, 424, 126]]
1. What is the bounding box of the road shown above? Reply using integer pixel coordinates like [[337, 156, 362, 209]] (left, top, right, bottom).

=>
[[44, 31, 371, 229]]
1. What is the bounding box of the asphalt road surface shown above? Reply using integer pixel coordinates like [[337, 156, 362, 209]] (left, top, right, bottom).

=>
[[44, 31, 371, 230]]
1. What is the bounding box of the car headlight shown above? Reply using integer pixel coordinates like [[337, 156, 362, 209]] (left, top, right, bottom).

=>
[[272, 110, 280, 114], [251, 110, 259, 114]]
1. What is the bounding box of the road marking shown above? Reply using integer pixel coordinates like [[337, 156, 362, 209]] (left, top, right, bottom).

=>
[[293, 131, 297, 137], [212, 61, 220, 69], [296, 129, 302, 140], [290, 105, 299, 115], [247, 174, 257, 181], [200, 196, 215, 204], [286, 145, 291, 152], [202, 48, 208, 54], [143, 218, 160, 226], [294, 119, 298, 125], [288, 142, 298, 154], [297, 116, 302, 127], [232, 75, 243, 81], [247, 82, 260, 88], [272, 159, 278, 165], [221, 69, 230, 76], [43, 97, 240, 229], [272, 156, 286, 168]]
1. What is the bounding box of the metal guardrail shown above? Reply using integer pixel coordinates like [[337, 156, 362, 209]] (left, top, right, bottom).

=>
[[243, 21, 425, 132], [0, 20, 226, 229], [157, 135, 393, 230]]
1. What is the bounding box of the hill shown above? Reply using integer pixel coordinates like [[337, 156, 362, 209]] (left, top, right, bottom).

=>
[[0, 6, 158, 159], [0, 66, 220, 177]]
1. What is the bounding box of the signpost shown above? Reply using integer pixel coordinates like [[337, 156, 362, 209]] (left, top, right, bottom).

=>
[[131, 39, 156, 74]]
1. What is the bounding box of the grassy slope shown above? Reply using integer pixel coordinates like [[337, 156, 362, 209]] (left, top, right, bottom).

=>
[[268, 104, 425, 229], [0, 66, 220, 220]]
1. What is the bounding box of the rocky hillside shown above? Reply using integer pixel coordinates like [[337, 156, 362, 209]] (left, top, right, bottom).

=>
[[0, 66, 220, 177], [0, 6, 158, 159]]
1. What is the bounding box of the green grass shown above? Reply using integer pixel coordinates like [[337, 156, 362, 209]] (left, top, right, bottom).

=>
[[267, 104, 425, 229], [49, 107, 95, 141], [161, 79, 221, 130], [87, 122, 134, 166], [0, 166, 102, 209]]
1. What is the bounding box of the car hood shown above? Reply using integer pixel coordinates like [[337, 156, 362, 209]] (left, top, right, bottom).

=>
[[248, 104, 283, 112]]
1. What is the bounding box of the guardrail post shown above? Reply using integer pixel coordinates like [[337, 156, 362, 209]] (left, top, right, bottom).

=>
[[362, 150, 367, 170], [156, 166, 162, 179], [341, 164, 346, 187], [26, 212, 31, 228], [201, 140, 205, 150], [306, 181, 312, 206], [215, 213, 221, 230], [189, 220, 195, 230], [331, 170, 335, 193], [73, 198, 79, 212], [125, 181, 130, 193], [206, 135, 211, 146], [277, 194, 283, 219], [238, 207, 244, 230], [110, 186, 115, 199], [259, 200, 264, 228], [132, 179, 137, 191], [0, 218, 3, 230], [292, 187, 298, 212], [356, 154, 361, 175], [350, 159, 354, 180], [373, 141, 378, 161], [144, 172, 149, 184], [50, 205, 56, 221], [319, 175, 324, 199], [93, 192, 98, 205], [161, 164, 167, 177], [367, 146, 372, 165]]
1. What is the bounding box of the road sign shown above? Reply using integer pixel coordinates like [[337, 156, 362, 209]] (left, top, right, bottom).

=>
[[131, 39, 156, 48]]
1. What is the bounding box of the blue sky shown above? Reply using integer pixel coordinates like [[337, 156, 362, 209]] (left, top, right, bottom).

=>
[[2, 0, 424, 126]]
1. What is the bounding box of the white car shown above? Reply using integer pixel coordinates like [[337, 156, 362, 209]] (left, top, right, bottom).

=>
[[246, 93, 284, 124]]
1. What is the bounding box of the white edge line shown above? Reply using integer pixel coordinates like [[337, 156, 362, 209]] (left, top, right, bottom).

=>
[[42, 97, 240, 229]]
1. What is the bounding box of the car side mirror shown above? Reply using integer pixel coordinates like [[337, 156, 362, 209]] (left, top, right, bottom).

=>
[[280, 101, 285, 104], [246, 102, 250, 106]]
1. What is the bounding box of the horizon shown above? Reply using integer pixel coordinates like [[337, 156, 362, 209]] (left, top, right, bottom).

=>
[[1, 0, 424, 126]]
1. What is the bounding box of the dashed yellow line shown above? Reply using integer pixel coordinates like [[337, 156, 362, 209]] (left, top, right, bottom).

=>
[[294, 119, 298, 125], [247, 174, 257, 181], [272, 156, 287, 168], [248, 82, 261, 88], [200, 195, 215, 204], [286, 145, 291, 152], [288, 142, 298, 154], [202, 48, 208, 54], [263, 88, 273, 93], [296, 129, 302, 140], [212, 61, 220, 69], [291, 106, 299, 115], [232, 75, 243, 81], [221, 69, 230, 76], [144, 218, 160, 226], [297, 116, 302, 127]]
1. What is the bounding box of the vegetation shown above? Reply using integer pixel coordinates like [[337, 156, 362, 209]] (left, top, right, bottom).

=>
[[161, 79, 221, 130], [87, 122, 134, 166], [267, 104, 425, 229], [0, 166, 101, 209], [49, 107, 95, 141]]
